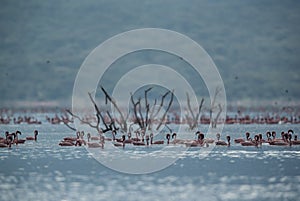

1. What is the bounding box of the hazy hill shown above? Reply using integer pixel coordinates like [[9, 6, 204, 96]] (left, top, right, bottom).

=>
[[0, 0, 299, 106]]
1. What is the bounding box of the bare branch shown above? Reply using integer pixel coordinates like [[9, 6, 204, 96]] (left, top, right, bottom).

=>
[[144, 87, 152, 128], [137, 98, 145, 129], [185, 114, 193, 129], [62, 120, 76, 131], [65, 109, 98, 129], [213, 104, 222, 128], [156, 90, 174, 130], [101, 86, 127, 132], [193, 98, 204, 128], [152, 91, 170, 119], [106, 111, 119, 131], [131, 93, 143, 129]]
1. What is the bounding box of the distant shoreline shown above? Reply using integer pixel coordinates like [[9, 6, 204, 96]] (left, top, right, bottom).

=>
[[1, 99, 299, 112]]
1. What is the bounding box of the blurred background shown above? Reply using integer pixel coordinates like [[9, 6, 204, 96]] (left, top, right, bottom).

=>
[[0, 0, 299, 108]]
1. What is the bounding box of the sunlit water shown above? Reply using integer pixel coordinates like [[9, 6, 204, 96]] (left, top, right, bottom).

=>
[[0, 120, 300, 201]]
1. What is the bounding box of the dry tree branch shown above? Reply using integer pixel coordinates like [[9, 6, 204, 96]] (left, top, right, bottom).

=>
[[213, 104, 223, 128], [65, 109, 98, 129], [196, 98, 205, 120], [156, 89, 174, 130], [185, 92, 205, 130], [87, 91, 113, 133], [137, 98, 145, 129], [150, 91, 171, 120], [144, 87, 152, 128], [63, 120, 76, 131], [101, 86, 127, 132], [106, 111, 119, 131], [131, 93, 143, 129]]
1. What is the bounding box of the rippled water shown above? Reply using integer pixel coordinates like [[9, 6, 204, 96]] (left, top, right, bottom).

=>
[[0, 122, 299, 201]]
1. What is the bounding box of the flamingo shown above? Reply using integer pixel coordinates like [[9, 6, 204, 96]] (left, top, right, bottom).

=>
[[215, 134, 230, 147], [166, 133, 171, 144], [269, 131, 289, 146], [91, 136, 100, 141], [286, 130, 299, 145], [59, 132, 77, 146], [111, 130, 126, 143], [5, 131, 14, 148], [245, 135, 260, 147], [87, 133, 91, 142], [271, 131, 284, 142], [171, 132, 191, 145], [204, 133, 215, 144], [258, 133, 267, 143], [63, 136, 77, 142], [59, 141, 74, 146], [0, 143, 8, 148], [131, 130, 141, 142], [113, 135, 126, 147], [170, 133, 179, 144], [123, 133, 133, 144], [87, 136, 105, 148], [269, 140, 289, 146], [189, 133, 205, 147], [0, 133, 9, 148], [266, 131, 272, 142], [185, 132, 207, 147], [132, 133, 147, 146], [292, 134, 300, 145], [87, 133, 102, 142], [26, 130, 38, 141], [234, 132, 252, 144], [14, 131, 26, 144], [240, 132, 261, 147], [87, 142, 103, 148]]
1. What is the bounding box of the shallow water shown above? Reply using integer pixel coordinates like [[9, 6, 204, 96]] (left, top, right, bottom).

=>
[[0, 122, 299, 201]]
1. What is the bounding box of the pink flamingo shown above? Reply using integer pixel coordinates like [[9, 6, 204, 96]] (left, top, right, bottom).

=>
[[87, 136, 105, 148], [5, 131, 14, 148], [234, 132, 252, 144], [59, 141, 74, 146], [269, 131, 289, 146], [26, 130, 38, 141], [14, 131, 26, 144], [113, 135, 126, 147], [215, 133, 231, 147]]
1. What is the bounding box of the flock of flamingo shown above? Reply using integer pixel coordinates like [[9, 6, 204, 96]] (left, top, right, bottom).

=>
[[57, 129, 300, 149], [0, 130, 38, 148], [1, 128, 299, 149]]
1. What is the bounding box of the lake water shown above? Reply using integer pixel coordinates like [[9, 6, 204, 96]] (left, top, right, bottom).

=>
[[0, 121, 299, 201]]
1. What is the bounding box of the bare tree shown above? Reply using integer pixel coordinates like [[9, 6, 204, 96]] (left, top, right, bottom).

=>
[[130, 88, 174, 132], [185, 92, 204, 130], [64, 86, 174, 136], [65, 91, 114, 134], [64, 86, 129, 135]]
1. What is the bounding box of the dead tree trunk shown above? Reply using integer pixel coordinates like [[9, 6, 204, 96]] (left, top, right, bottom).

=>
[[64, 91, 115, 134], [130, 88, 174, 132]]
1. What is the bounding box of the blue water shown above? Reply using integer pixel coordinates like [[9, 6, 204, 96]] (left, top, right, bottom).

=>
[[0, 122, 299, 201]]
